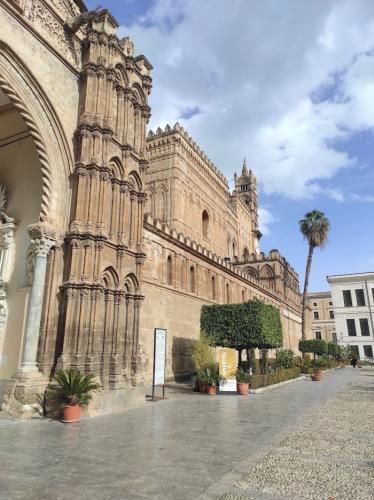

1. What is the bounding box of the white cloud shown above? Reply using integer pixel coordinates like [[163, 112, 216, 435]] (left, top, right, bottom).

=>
[[350, 193, 374, 202], [122, 0, 374, 200], [258, 207, 275, 236]]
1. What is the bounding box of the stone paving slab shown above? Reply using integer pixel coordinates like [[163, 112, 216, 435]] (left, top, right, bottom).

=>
[[213, 374, 374, 500], [0, 368, 368, 499]]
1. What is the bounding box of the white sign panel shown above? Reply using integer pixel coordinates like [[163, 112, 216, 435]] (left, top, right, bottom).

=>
[[154, 328, 167, 386], [220, 379, 237, 392]]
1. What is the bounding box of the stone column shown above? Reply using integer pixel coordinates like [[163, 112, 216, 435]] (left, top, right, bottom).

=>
[[19, 236, 55, 373]]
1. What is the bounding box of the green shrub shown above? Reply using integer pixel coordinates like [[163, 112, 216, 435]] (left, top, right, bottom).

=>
[[248, 367, 301, 389], [299, 339, 328, 357], [192, 333, 216, 371], [200, 299, 283, 352], [197, 366, 226, 386], [236, 369, 251, 383], [276, 349, 295, 369]]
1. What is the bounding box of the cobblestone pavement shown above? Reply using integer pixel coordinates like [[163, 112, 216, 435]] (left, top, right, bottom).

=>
[[0, 368, 371, 499], [211, 371, 374, 500]]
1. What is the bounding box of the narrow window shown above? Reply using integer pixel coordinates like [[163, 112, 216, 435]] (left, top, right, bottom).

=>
[[343, 290, 352, 307], [346, 319, 356, 336], [202, 210, 209, 239], [313, 302, 317, 306], [242, 290, 245, 302], [189, 266, 195, 293], [332, 332, 337, 343], [167, 256, 172, 286], [226, 283, 230, 303], [359, 318, 370, 336], [313, 311, 319, 320], [315, 331, 322, 340], [363, 345, 373, 358], [329, 301, 333, 306], [211, 276, 216, 300], [329, 311, 334, 319], [355, 289, 365, 306]]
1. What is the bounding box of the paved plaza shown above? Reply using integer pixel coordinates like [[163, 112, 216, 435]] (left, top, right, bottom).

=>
[[0, 369, 372, 500]]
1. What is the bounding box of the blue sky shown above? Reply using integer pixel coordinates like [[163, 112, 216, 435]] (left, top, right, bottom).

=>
[[86, 0, 374, 291]]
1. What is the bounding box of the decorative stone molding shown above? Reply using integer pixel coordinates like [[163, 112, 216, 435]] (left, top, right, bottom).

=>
[[0, 75, 54, 221], [24, 0, 82, 69]]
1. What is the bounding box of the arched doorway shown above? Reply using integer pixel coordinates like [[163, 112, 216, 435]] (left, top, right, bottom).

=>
[[0, 44, 73, 409], [0, 87, 43, 387]]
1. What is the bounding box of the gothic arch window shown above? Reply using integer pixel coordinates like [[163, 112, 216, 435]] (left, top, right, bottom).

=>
[[226, 283, 230, 304], [245, 266, 259, 280], [202, 210, 209, 239], [189, 266, 195, 293], [167, 255, 172, 286], [242, 289, 245, 302], [211, 275, 216, 300], [243, 247, 249, 262]]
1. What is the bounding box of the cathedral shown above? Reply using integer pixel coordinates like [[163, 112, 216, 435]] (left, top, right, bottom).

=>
[[0, 0, 308, 416]]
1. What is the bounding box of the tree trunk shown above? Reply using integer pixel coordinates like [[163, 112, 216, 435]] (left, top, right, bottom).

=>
[[238, 348, 242, 367], [301, 244, 314, 341], [260, 349, 268, 375]]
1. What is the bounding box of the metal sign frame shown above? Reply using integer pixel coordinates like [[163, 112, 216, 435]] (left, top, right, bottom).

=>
[[152, 328, 167, 400]]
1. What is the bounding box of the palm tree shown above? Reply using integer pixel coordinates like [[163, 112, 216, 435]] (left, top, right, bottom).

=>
[[299, 210, 330, 340]]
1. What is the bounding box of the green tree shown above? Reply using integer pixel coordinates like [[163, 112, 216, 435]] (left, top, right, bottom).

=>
[[299, 210, 330, 340], [299, 339, 327, 368]]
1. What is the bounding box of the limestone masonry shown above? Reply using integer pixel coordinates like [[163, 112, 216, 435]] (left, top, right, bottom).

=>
[[0, 0, 309, 416]]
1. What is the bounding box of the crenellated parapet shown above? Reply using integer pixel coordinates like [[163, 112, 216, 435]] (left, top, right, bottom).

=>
[[143, 213, 291, 299], [146, 123, 228, 192], [234, 248, 301, 306]]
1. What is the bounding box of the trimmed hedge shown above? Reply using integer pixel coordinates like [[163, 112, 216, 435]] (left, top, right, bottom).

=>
[[248, 367, 301, 389], [201, 299, 283, 350]]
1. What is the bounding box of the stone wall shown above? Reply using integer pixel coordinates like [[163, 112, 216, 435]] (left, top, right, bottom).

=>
[[141, 215, 305, 383]]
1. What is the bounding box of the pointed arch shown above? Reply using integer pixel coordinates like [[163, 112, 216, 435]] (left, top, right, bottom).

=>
[[244, 266, 259, 280], [189, 265, 195, 293], [242, 247, 250, 262], [102, 266, 119, 289], [123, 272, 140, 294], [109, 156, 125, 181], [0, 41, 73, 228], [128, 170, 142, 192], [132, 83, 146, 104], [115, 63, 129, 88]]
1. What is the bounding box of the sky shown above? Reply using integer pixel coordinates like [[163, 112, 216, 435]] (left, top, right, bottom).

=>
[[86, 0, 374, 291]]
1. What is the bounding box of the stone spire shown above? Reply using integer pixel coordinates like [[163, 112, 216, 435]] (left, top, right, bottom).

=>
[[242, 158, 249, 176]]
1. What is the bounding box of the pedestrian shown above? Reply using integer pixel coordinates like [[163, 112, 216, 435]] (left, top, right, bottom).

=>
[[351, 358, 357, 368]]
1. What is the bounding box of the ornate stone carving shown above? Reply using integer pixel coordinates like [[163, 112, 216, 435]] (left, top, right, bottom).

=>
[[24, 0, 81, 69]]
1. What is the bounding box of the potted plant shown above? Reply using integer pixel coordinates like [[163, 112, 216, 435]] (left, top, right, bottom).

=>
[[236, 368, 251, 395], [53, 369, 101, 423], [311, 358, 325, 381], [200, 366, 226, 395]]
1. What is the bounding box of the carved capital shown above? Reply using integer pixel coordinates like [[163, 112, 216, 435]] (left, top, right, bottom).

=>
[[29, 237, 55, 258], [28, 221, 58, 243]]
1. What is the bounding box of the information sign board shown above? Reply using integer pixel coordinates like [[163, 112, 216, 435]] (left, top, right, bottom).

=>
[[152, 328, 167, 399]]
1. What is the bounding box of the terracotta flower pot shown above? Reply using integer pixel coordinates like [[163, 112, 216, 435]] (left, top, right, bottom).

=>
[[311, 371, 322, 382], [207, 385, 217, 395], [62, 404, 82, 423], [237, 382, 249, 395], [198, 380, 207, 393]]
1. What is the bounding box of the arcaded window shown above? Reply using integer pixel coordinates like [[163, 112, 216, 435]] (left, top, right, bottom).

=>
[[189, 266, 195, 293], [202, 210, 209, 239], [167, 255, 172, 285]]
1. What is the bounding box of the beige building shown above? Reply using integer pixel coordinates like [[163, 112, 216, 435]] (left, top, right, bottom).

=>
[[307, 291, 336, 343], [0, 0, 309, 417]]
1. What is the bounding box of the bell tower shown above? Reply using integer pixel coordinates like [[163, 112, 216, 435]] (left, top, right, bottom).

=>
[[234, 158, 261, 253]]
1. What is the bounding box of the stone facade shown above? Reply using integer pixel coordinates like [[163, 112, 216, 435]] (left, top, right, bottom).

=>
[[0, 0, 309, 416], [307, 291, 336, 343]]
